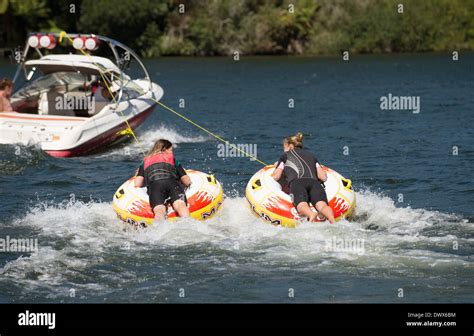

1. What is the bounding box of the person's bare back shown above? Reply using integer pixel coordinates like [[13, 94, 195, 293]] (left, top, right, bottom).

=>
[[0, 78, 14, 112]]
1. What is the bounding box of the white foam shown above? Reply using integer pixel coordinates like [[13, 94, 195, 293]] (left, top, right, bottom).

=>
[[0, 190, 470, 298], [98, 124, 209, 158]]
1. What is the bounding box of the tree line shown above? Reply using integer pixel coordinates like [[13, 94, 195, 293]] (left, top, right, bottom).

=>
[[1, 0, 473, 57]]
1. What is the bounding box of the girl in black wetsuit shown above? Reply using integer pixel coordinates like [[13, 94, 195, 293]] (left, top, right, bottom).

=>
[[272, 132, 335, 224], [134, 139, 192, 222]]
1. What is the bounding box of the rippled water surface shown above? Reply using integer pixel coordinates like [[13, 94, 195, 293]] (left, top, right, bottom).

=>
[[0, 54, 472, 302]]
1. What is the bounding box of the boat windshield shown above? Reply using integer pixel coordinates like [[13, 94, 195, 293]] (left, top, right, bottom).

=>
[[117, 79, 144, 100], [12, 72, 91, 100], [10, 71, 111, 117]]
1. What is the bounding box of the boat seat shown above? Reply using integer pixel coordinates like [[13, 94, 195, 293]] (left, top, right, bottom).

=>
[[91, 88, 111, 116], [38, 90, 77, 116]]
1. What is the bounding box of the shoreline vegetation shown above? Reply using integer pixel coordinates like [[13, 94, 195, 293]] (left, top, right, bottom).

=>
[[1, 0, 473, 58]]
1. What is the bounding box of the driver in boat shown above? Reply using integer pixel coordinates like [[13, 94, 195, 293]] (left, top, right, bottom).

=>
[[134, 139, 192, 222], [0, 78, 13, 112], [271, 132, 335, 224], [92, 80, 116, 101], [90, 80, 116, 115]]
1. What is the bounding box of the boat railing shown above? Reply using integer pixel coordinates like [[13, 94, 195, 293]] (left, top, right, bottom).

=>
[[13, 32, 154, 110]]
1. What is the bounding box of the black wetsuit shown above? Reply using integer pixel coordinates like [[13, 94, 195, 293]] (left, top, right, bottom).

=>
[[275, 148, 328, 207], [137, 155, 188, 209]]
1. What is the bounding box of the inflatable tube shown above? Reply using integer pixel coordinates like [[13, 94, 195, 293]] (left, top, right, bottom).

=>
[[113, 169, 223, 227], [245, 165, 355, 228]]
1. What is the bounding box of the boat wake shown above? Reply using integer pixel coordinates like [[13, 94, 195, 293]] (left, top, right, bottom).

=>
[[0, 144, 49, 176], [0, 189, 472, 302], [96, 124, 210, 159], [0, 124, 209, 166]]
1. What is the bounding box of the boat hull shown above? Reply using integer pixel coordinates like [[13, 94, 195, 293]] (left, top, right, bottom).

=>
[[45, 105, 154, 157]]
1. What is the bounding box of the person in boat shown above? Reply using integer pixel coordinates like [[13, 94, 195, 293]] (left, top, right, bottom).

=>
[[134, 139, 192, 222], [272, 132, 335, 224], [0, 78, 13, 112], [90, 80, 116, 116], [95, 80, 116, 101]]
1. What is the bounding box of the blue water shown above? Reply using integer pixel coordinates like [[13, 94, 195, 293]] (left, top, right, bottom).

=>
[[0, 54, 473, 303]]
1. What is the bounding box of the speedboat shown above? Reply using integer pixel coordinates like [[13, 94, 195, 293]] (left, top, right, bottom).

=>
[[0, 32, 163, 157]]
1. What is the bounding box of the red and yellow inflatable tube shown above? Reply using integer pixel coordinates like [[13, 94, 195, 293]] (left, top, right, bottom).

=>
[[245, 165, 355, 228], [113, 169, 224, 227]]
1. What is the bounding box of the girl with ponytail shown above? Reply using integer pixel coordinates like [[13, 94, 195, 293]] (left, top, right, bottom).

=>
[[134, 139, 192, 222], [272, 132, 335, 223]]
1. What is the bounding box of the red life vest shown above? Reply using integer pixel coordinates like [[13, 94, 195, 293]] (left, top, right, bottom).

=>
[[143, 152, 178, 185]]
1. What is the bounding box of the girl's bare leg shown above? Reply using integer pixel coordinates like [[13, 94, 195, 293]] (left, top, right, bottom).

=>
[[153, 205, 167, 222], [172, 200, 190, 218], [315, 201, 335, 224], [296, 202, 317, 222]]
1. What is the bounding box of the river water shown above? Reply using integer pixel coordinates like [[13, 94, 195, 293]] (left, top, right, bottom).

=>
[[0, 54, 472, 302]]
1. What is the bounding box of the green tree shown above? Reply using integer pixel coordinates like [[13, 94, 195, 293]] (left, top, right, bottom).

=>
[[1, 0, 473, 56], [78, 0, 169, 54], [0, 0, 50, 47]]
